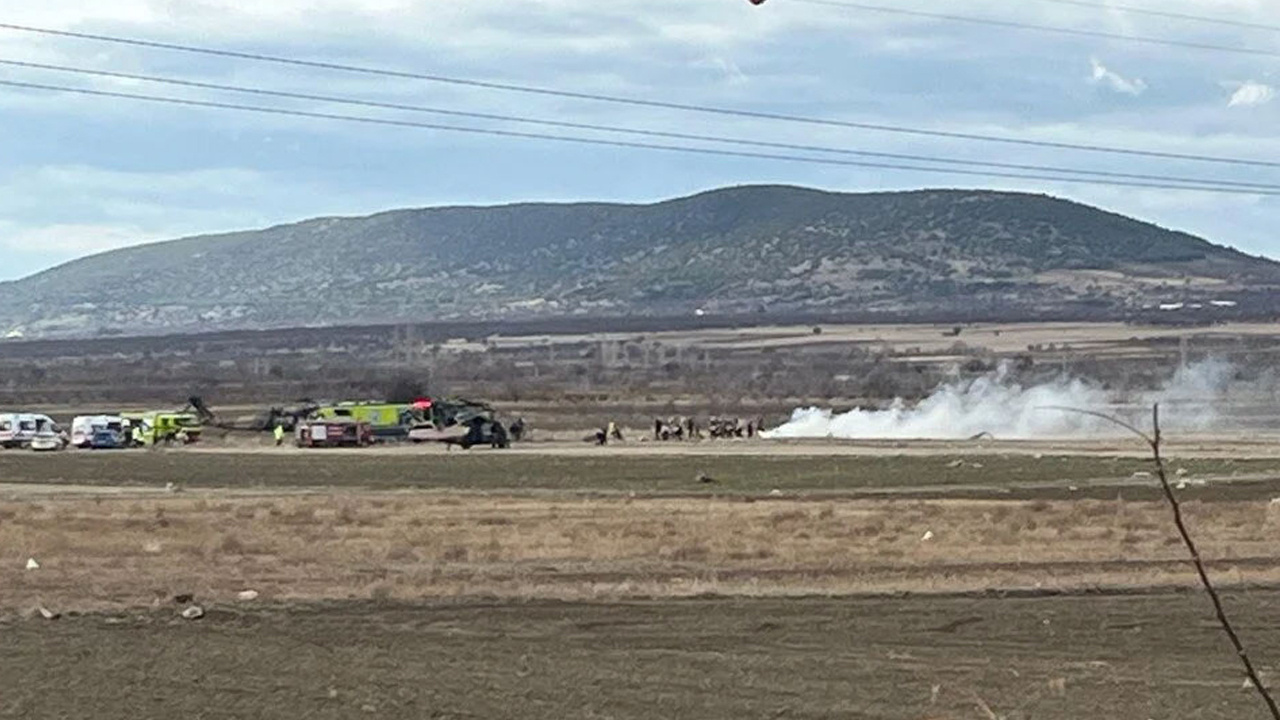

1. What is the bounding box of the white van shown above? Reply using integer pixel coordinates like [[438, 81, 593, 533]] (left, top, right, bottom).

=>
[[71, 415, 126, 448], [0, 413, 57, 449]]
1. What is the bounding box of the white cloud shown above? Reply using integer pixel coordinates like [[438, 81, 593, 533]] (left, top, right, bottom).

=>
[[698, 56, 749, 86], [0, 222, 156, 255], [1089, 57, 1147, 96], [1228, 81, 1275, 108]]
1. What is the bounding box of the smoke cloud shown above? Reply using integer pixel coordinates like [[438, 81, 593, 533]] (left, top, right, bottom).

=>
[[763, 360, 1236, 441]]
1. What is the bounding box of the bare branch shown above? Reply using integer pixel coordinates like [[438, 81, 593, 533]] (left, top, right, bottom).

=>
[[1047, 403, 1279, 717], [1146, 404, 1279, 719], [1037, 405, 1154, 446]]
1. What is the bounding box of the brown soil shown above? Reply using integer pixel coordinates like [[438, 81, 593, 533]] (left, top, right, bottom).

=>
[[4, 593, 1280, 719]]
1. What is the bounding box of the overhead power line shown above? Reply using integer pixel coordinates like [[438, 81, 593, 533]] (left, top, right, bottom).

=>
[[791, 0, 1280, 58], [1026, 0, 1280, 34], [0, 22, 1275, 169], [3, 78, 1278, 196], [5, 58, 1279, 191]]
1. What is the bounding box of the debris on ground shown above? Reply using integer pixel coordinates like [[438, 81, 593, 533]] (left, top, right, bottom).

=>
[[36, 606, 59, 621], [921, 530, 935, 542], [181, 605, 205, 620], [237, 590, 260, 602], [928, 616, 983, 633], [696, 472, 715, 484], [25, 558, 39, 571]]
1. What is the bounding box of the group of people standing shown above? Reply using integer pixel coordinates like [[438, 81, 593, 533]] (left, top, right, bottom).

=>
[[589, 416, 769, 446]]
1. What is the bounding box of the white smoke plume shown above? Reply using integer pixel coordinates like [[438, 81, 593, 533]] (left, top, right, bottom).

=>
[[764, 360, 1236, 441]]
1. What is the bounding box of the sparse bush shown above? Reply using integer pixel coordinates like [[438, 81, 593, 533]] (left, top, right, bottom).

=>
[[384, 374, 428, 403]]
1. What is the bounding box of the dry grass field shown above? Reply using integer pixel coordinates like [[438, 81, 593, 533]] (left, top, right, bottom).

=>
[[6, 491, 1280, 614]]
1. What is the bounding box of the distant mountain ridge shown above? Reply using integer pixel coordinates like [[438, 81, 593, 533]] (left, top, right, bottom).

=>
[[3, 185, 1277, 337]]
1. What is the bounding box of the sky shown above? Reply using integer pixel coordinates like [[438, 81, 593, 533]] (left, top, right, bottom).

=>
[[0, 0, 1277, 281]]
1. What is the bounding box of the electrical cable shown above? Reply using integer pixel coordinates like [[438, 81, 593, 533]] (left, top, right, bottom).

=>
[[0, 21, 1276, 168], [3, 78, 1277, 195], [4, 58, 1277, 191]]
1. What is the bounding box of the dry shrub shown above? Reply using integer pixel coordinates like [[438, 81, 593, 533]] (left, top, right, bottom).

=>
[[482, 538, 504, 562], [386, 545, 419, 562], [440, 545, 470, 562], [219, 533, 247, 554], [664, 543, 710, 562], [278, 507, 318, 525], [852, 521, 886, 538], [1074, 501, 1117, 519], [769, 509, 808, 526], [478, 517, 514, 527], [336, 505, 358, 525]]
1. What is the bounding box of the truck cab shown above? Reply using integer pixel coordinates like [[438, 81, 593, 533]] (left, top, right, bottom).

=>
[[120, 412, 204, 446]]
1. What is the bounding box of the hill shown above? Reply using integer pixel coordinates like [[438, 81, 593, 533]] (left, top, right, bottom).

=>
[[2, 185, 1277, 337]]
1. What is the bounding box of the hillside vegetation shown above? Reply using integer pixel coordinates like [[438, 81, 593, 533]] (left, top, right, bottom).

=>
[[2, 185, 1275, 336]]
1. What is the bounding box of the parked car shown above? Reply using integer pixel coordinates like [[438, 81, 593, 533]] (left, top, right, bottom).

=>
[[30, 428, 68, 452]]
